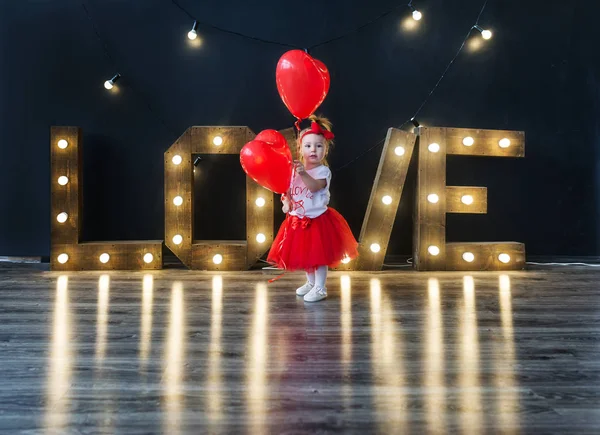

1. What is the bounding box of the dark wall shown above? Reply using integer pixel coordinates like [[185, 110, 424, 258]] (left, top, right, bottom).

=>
[[1, 0, 598, 257]]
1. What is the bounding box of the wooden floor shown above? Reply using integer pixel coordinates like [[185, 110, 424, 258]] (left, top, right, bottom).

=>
[[0, 263, 599, 434]]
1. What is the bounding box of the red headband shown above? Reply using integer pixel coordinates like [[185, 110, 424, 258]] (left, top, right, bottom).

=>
[[300, 121, 335, 142]]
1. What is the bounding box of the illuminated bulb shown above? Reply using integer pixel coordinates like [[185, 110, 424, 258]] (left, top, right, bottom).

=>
[[255, 197, 266, 207], [428, 245, 440, 256], [256, 233, 266, 243], [382, 195, 393, 205], [482, 29, 492, 40], [461, 195, 474, 205], [58, 176, 69, 186], [173, 196, 184, 206], [428, 143, 440, 153], [104, 73, 120, 90], [57, 139, 68, 149], [462, 136, 474, 146], [462, 252, 475, 262], [172, 234, 183, 245], [394, 146, 405, 156], [370, 243, 381, 253], [341, 256, 351, 264], [498, 253, 511, 264], [412, 10, 422, 21], [188, 20, 199, 40], [427, 194, 439, 203], [172, 155, 182, 165], [143, 253, 154, 264], [213, 136, 223, 146], [499, 138, 511, 148], [213, 254, 223, 265], [99, 253, 110, 264], [56, 212, 68, 223], [57, 253, 69, 264]]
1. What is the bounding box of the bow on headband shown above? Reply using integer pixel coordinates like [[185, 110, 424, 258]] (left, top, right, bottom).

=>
[[300, 121, 335, 141]]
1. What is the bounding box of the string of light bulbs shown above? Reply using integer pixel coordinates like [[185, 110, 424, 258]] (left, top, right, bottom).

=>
[[334, 0, 492, 172], [85, 0, 493, 172]]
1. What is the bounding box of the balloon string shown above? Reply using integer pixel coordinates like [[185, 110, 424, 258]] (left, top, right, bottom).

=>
[[294, 118, 301, 131]]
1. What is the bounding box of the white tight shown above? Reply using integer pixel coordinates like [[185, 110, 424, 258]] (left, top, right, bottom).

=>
[[306, 265, 328, 288]]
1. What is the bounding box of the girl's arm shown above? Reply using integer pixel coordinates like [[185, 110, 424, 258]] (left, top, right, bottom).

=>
[[294, 161, 327, 193]]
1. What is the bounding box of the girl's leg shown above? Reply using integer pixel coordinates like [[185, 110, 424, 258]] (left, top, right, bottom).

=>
[[306, 269, 316, 285], [314, 265, 328, 288]]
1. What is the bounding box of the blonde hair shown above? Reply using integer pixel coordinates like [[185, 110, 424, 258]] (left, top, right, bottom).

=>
[[297, 114, 334, 166]]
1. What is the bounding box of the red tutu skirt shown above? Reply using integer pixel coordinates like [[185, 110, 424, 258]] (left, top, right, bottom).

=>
[[267, 208, 359, 271]]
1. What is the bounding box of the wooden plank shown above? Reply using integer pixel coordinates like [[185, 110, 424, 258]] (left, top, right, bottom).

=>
[[355, 128, 416, 270], [246, 177, 274, 269], [279, 127, 298, 161], [50, 126, 81, 247], [446, 127, 525, 157], [190, 126, 250, 155], [164, 129, 193, 267], [446, 242, 525, 271], [414, 127, 447, 271], [446, 186, 488, 214], [192, 240, 247, 270]]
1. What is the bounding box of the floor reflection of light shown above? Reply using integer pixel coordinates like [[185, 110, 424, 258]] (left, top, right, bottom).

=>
[[139, 275, 154, 370], [163, 282, 185, 434], [207, 276, 223, 427], [340, 275, 352, 409], [247, 283, 268, 435], [96, 275, 110, 362], [370, 279, 407, 433], [44, 275, 73, 432], [425, 278, 446, 434], [459, 276, 483, 435], [496, 275, 520, 433]]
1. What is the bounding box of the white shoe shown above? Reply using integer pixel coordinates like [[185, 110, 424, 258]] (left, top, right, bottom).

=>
[[303, 285, 327, 302], [296, 281, 314, 296]]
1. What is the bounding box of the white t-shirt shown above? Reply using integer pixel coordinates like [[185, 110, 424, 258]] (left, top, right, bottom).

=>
[[289, 165, 332, 219]]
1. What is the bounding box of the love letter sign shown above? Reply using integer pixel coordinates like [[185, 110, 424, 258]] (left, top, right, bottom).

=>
[[50, 125, 524, 271]]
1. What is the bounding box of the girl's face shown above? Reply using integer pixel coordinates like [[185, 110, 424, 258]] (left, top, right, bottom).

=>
[[301, 133, 326, 167]]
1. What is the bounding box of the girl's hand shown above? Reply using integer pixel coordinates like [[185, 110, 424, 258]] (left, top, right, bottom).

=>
[[294, 160, 306, 176], [281, 194, 291, 213]]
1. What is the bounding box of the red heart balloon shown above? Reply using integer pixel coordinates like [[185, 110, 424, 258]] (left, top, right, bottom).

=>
[[255, 129, 291, 158], [276, 50, 330, 120], [240, 139, 292, 194]]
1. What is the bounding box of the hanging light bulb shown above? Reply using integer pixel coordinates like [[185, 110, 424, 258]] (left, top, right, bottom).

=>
[[408, 2, 422, 21], [188, 20, 199, 40], [104, 73, 121, 90], [474, 25, 492, 40]]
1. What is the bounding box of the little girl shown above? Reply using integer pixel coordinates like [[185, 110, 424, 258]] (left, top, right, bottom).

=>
[[267, 115, 359, 302]]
